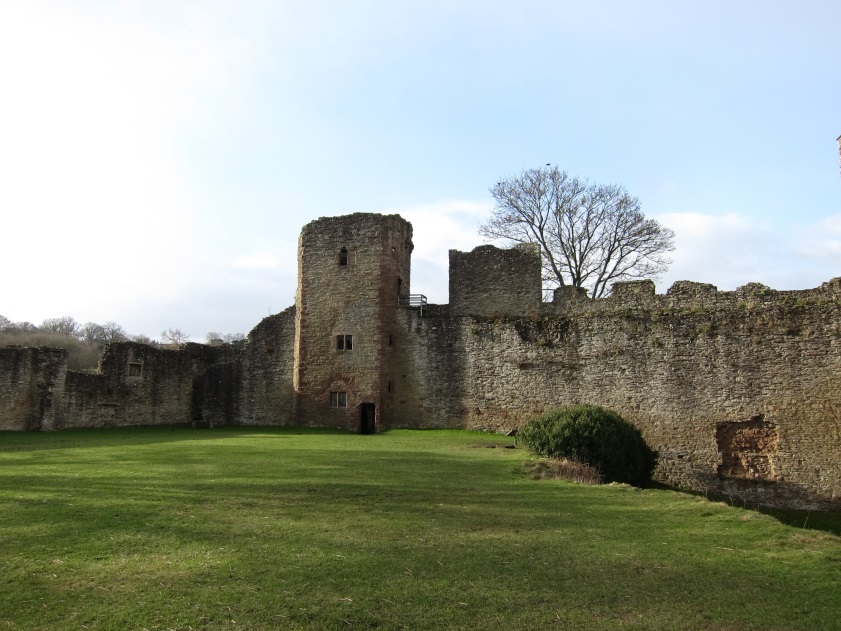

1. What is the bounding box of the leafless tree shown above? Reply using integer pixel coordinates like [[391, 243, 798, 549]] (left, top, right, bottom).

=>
[[100, 322, 127, 344], [130, 334, 156, 345], [40, 316, 80, 338], [206, 331, 246, 349], [480, 166, 675, 298], [79, 321, 126, 346], [161, 327, 190, 345], [79, 322, 105, 345], [0, 315, 13, 332], [13, 321, 38, 334]]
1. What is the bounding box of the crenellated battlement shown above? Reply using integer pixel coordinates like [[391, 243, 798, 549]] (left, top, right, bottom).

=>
[[548, 277, 841, 315]]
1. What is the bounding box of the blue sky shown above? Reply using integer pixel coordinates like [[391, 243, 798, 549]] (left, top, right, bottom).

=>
[[1, 1, 839, 341]]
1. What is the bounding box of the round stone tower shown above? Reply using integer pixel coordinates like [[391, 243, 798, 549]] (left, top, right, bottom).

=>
[[294, 213, 413, 432]]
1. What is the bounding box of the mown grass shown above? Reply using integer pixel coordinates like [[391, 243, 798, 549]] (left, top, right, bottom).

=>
[[1, 426, 839, 630]]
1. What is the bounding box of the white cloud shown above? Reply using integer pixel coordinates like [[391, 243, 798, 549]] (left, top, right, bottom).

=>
[[791, 214, 841, 264], [389, 199, 489, 303], [655, 211, 841, 293], [0, 2, 247, 326], [233, 251, 284, 270]]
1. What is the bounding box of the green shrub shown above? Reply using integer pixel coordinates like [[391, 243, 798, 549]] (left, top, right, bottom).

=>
[[519, 405, 657, 486]]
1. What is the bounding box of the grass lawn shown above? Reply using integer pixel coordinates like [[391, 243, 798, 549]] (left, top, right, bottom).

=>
[[1, 426, 839, 630]]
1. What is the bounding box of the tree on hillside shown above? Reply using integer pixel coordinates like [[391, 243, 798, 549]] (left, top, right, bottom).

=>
[[480, 166, 675, 298], [13, 322, 38, 334], [161, 327, 190, 345], [79, 321, 127, 348], [206, 332, 224, 345], [100, 322, 127, 344], [40, 316, 80, 338], [79, 322, 105, 345], [130, 334, 155, 345], [206, 331, 246, 349], [222, 332, 246, 346]]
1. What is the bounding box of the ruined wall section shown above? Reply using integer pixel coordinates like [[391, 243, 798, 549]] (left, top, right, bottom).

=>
[[0, 346, 67, 431], [408, 277, 841, 509], [383, 305, 466, 427], [238, 307, 296, 425], [61, 342, 241, 428], [449, 244, 541, 317], [295, 213, 413, 430], [194, 344, 242, 426]]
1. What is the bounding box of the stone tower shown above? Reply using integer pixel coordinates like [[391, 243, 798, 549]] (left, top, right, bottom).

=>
[[294, 213, 413, 432]]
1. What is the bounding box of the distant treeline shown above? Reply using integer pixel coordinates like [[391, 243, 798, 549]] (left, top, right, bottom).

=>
[[0, 316, 245, 372]]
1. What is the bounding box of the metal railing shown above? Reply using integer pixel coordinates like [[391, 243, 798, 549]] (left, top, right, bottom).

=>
[[399, 294, 428, 316]]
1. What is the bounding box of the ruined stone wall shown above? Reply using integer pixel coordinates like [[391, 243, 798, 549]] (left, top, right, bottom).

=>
[[295, 213, 413, 431], [382, 305, 467, 427], [3, 211, 840, 511], [401, 277, 841, 509], [238, 307, 296, 425], [0, 346, 67, 431], [61, 342, 241, 429], [449, 244, 542, 317]]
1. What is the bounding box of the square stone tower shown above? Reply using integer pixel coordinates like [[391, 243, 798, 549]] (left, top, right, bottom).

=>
[[294, 213, 413, 432]]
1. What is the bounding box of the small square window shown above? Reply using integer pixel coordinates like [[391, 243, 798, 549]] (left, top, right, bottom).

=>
[[330, 391, 347, 408], [339, 248, 357, 266], [128, 362, 143, 378], [336, 334, 353, 351]]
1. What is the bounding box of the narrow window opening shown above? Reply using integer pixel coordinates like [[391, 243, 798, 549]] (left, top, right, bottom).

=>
[[339, 248, 357, 266], [330, 391, 347, 408], [397, 277, 403, 300], [387, 380, 393, 393], [388, 333, 393, 346], [336, 334, 353, 351]]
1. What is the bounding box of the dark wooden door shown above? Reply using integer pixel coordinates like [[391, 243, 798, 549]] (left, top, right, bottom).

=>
[[360, 403, 376, 434]]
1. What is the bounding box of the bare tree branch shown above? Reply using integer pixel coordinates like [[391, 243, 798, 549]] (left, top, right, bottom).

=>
[[39, 316, 80, 338], [480, 166, 675, 298], [161, 327, 190, 345]]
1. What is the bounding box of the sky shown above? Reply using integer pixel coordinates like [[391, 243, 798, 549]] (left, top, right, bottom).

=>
[[1, 0, 839, 342]]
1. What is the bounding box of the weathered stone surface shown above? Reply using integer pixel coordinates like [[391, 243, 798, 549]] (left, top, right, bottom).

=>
[[0, 346, 66, 431], [59, 342, 241, 429], [294, 213, 413, 432], [450, 244, 541, 317], [238, 307, 295, 425]]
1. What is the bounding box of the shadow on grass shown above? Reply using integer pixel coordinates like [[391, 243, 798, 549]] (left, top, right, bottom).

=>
[[661, 486, 841, 537], [0, 424, 354, 452], [2, 429, 841, 630]]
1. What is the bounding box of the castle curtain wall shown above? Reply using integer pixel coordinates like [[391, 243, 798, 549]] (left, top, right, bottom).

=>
[[2, 213, 840, 510], [401, 278, 841, 509], [238, 307, 297, 425], [0, 346, 66, 431]]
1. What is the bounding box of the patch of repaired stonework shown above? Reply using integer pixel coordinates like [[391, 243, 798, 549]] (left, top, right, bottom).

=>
[[716, 415, 780, 480]]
